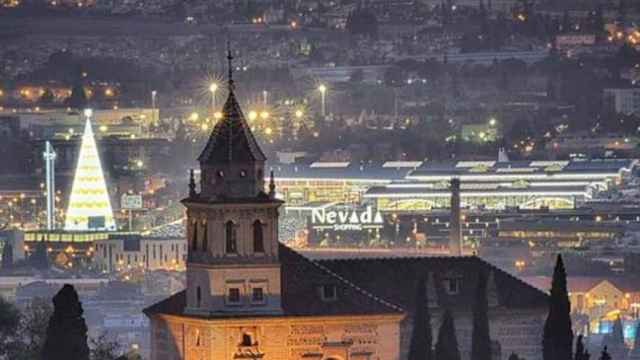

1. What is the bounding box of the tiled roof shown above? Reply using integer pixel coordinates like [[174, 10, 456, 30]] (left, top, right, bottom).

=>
[[143, 244, 403, 319], [198, 90, 266, 164], [319, 256, 549, 312]]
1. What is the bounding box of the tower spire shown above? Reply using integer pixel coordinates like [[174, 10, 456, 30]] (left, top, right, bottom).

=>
[[227, 40, 234, 91]]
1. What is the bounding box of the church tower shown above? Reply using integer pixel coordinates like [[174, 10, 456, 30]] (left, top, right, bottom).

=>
[[183, 45, 283, 315]]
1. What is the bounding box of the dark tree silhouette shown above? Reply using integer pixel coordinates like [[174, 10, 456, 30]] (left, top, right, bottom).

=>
[[435, 310, 461, 360], [472, 272, 491, 360], [1, 242, 13, 270], [543, 254, 573, 360], [345, 6, 378, 39], [30, 238, 49, 270], [64, 83, 87, 110], [575, 335, 591, 360], [39, 88, 55, 106], [408, 277, 433, 360], [42, 284, 90, 360], [598, 347, 611, 360]]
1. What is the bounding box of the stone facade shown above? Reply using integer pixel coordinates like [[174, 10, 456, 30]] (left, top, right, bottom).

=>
[[151, 314, 402, 360]]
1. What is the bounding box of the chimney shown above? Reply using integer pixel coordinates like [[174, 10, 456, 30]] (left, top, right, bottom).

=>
[[449, 177, 462, 256]]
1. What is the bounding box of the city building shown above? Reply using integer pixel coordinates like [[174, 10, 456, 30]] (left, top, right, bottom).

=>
[[94, 234, 186, 273], [271, 159, 635, 211], [145, 60, 549, 360], [604, 87, 640, 115]]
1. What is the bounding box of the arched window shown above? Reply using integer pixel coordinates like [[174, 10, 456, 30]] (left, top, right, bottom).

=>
[[202, 220, 208, 252], [241, 333, 252, 346], [225, 221, 237, 254], [196, 286, 201, 307], [253, 220, 264, 253], [191, 221, 198, 251]]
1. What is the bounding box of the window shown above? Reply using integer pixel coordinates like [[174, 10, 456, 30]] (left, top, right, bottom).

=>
[[241, 333, 252, 346], [251, 287, 265, 304], [217, 170, 224, 178], [444, 278, 462, 295], [240, 170, 247, 177], [320, 285, 338, 302], [253, 220, 264, 253], [225, 221, 237, 254], [202, 221, 208, 252], [191, 222, 198, 251], [228, 288, 241, 304], [196, 286, 201, 307]]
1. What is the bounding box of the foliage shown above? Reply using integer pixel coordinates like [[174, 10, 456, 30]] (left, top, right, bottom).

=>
[[42, 284, 90, 360], [543, 255, 573, 360], [575, 335, 590, 360], [65, 83, 88, 110], [435, 310, 461, 360], [1, 242, 13, 270], [408, 277, 432, 360], [29, 239, 49, 270], [345, 6, 378, 39]]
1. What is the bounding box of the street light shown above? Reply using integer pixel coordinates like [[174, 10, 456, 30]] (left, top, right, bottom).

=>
[[151, 90, 157, 109], [318, 84, 327, 117], [209, 83, 218, 111], [262, 90, 268, 106]]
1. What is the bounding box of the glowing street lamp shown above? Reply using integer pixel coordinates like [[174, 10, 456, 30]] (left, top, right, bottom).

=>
[[209, 83, 218, 111], [318, 84, 327, 117], [151, 90, 157, 109], [295, 109, 304, 118]]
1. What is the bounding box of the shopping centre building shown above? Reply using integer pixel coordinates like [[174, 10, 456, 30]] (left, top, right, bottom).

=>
[[270, 159, 637, 212]]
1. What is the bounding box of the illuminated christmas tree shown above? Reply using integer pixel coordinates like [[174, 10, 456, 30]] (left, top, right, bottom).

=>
[[64, 110, 116, 231]]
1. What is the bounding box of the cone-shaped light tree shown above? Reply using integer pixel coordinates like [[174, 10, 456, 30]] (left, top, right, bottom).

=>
[[543, 254, 574, 360], [64, 113, 115, 231], [42, 284, 90, 360], [409, 277, 433, 360]]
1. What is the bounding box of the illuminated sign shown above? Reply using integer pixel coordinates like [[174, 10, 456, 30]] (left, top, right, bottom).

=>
[[311, 206, 384, 231]]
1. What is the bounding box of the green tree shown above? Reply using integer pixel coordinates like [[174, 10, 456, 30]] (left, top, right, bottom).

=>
[[408, 277, 433, 360], [30, 238, 49, 270], [435, 310, 461, 360], [42, 284, 90, 360], [543, 255, 573, 360], [472, 272, 491, 360], [5, 297, 52, 360], [65, 83, 87, 110], [39, 88, 55, 106], [0, 296, 20, 356], [1, 241, 13, 270]]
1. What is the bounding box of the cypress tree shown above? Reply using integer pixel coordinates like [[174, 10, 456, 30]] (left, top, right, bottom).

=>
[[599, 347, 611, 360], [409, 277, 433, 360], [573, 335, 589, 360], [435, 310, 461, 360], [1, 242, 13, 270], [42, 284, 90, 360], [543, 254, 573, 360], [611, 316, 624, 346], [472, 272, 492, 360], [30, 238, 49, 270]]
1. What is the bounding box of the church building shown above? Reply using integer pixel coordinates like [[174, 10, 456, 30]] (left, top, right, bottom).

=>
[[144, 50, 550, 360]]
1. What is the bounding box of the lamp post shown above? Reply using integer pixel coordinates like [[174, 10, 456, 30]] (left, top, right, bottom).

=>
[[209, 83, 218, 112], [318, 84, 327, 117], [151, 90, 157, 123]]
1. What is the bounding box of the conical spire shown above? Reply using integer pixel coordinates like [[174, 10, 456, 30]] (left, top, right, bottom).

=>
[[65, 111, 115, 230], [197, 44, 266, 165]]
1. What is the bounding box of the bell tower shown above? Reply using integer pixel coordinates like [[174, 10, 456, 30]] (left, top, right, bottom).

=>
[[183, 44, 283, 315]]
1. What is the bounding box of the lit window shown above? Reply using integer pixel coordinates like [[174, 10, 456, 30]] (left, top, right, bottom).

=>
[[228, 288, 241, 304], [320, 284, 338, 302]]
